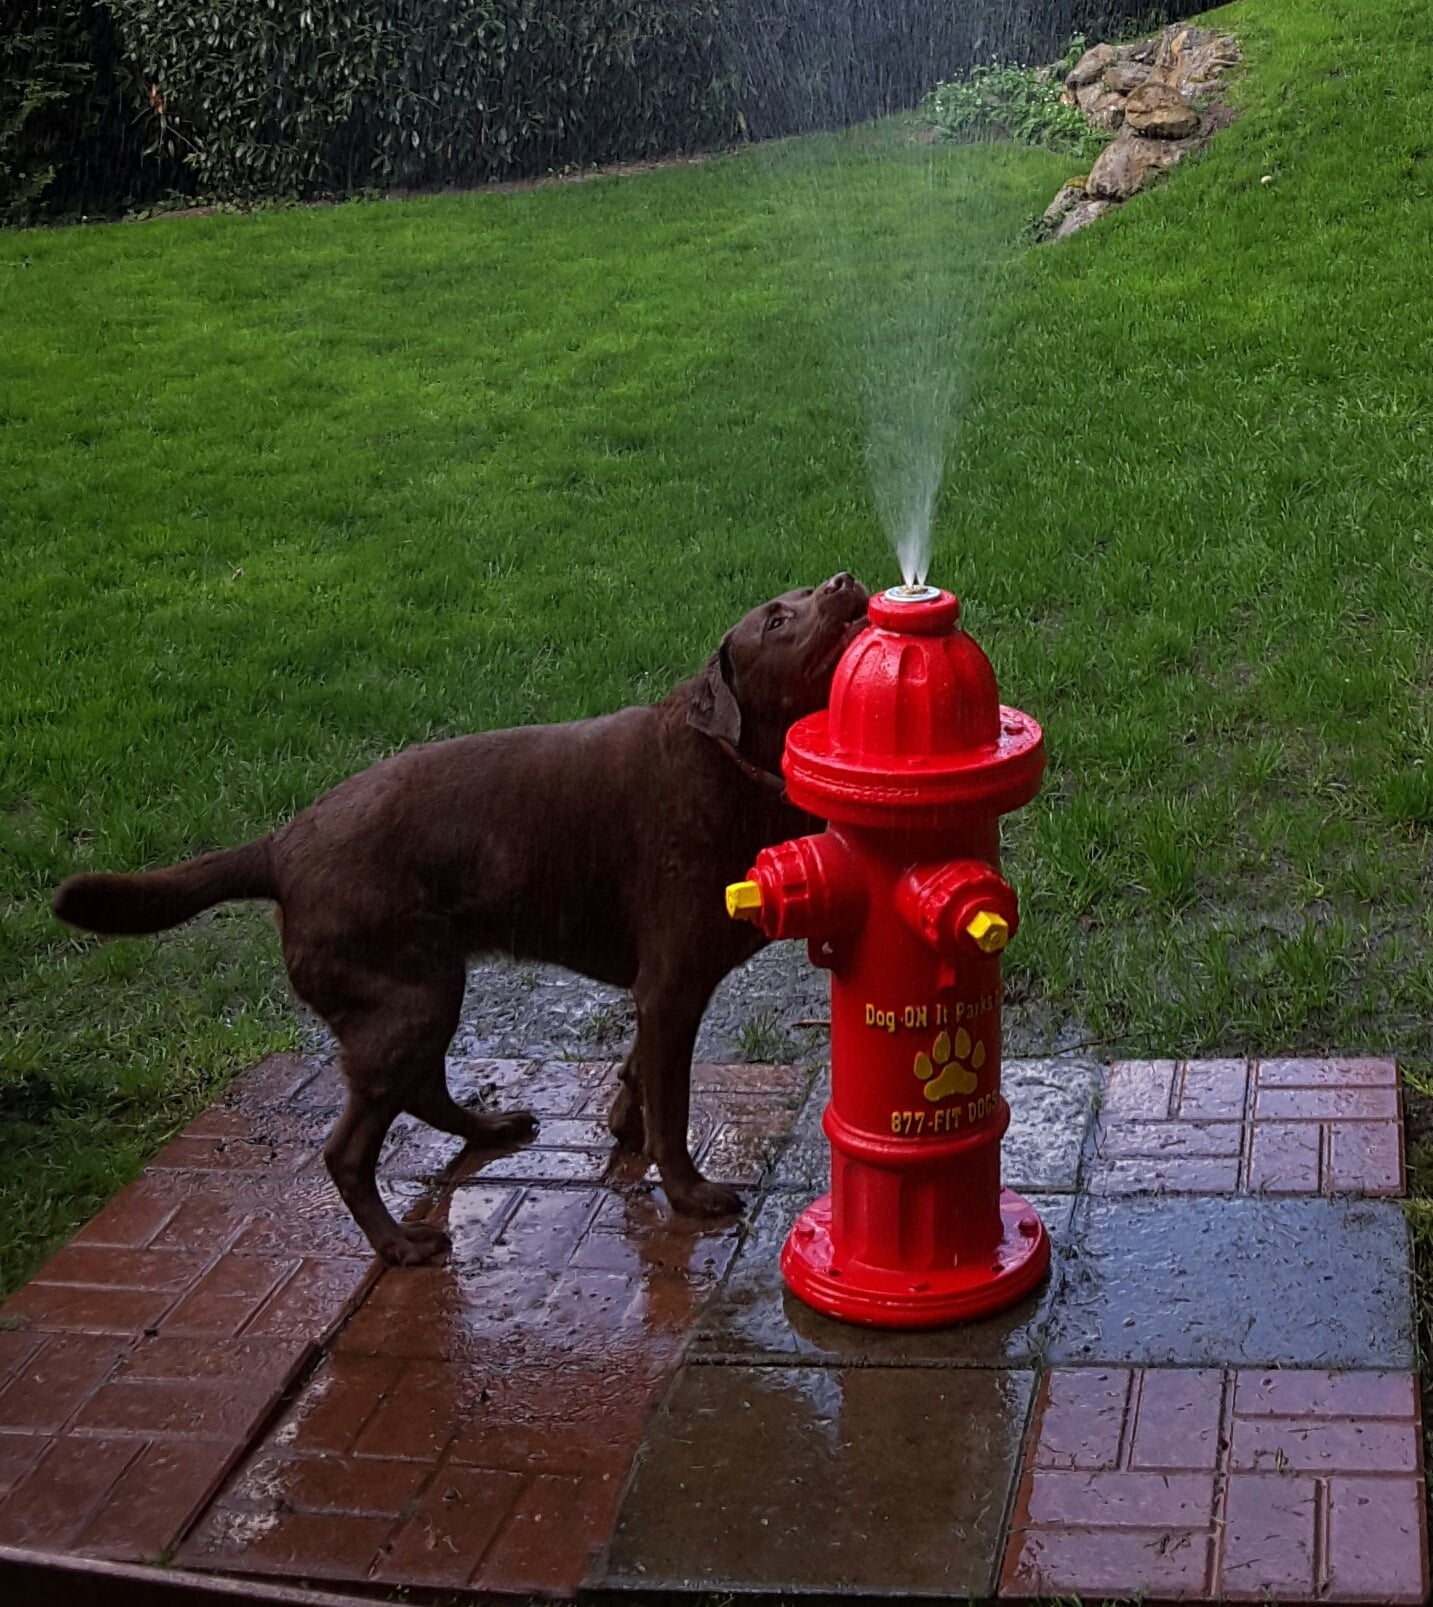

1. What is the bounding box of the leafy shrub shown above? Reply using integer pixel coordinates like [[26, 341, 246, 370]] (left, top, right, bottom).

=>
[[4, 0, 1182, 218], [921, 57, 1111, 161], [107, 0, 738, 200], [2, 1, 105, 221], [719, 3, 1176, 141], [2, 0, 179, 224], [719, 0, 983, 140]]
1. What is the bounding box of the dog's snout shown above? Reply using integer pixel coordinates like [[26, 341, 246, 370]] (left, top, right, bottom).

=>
[[822, 572, 857, 595]]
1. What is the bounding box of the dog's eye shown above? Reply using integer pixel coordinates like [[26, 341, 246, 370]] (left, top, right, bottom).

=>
[[766, 612, 788, 633]]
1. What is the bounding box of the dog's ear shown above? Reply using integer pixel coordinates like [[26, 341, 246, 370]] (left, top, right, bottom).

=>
[[687, 638, 742, 746]]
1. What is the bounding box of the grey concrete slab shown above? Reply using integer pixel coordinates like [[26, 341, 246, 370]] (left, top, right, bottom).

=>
[[1002, 1056, 1104, 1193], [1047, 1195, 1414, 1368], [302, 939, 1096, 1070], [689, 1188, 1075, 1368], [766, 1057, 1103, 1198], [766, 1067, 831, 1193], [598, 1363, 1034, 1596]]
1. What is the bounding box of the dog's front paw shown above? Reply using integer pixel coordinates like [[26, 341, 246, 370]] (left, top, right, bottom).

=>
[[482, 1110, 538, 1144], [666, 1178, 744, 1219], [377, 1223, 452, 1267], [607, 1084, 646, 1151]]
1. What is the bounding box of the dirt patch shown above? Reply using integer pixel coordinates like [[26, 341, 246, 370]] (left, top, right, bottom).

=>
[[1404, 1084, 1433, 1152]]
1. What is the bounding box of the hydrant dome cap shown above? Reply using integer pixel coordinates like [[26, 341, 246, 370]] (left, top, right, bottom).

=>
[[783, 586, 1045, 826]]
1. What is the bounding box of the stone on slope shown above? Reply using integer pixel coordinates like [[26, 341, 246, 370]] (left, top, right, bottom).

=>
[[1123, 80, 1201, 139], [1052, 197, 1116, 241], [1041, 182, 1088, 229], [1086, 132, 1189, 201], [1066, 42, 1116, 89], [1104, 60, 1152, 95]]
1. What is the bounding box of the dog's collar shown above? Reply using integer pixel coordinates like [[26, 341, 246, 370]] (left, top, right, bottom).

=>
[[712, 736, 787, 799]]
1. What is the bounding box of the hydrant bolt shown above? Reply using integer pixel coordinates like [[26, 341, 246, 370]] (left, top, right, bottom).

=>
[[725, 880, 763, 921], [966, 910, 1011, 954]]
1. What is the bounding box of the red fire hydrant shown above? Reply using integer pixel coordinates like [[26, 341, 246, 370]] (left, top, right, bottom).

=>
[[726, 584, 1047, 1328]]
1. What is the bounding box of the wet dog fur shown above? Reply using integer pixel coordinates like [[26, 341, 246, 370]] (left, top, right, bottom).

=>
[[53, 573, 869, 1265]]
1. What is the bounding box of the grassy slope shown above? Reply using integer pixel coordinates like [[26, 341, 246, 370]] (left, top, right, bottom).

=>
[[0, 133, 1060, 1289], [981, 1, 1433, 1065], [3, 0, 1433, 1296]]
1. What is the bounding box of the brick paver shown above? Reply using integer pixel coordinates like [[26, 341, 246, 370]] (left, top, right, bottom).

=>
[[0, 1054, 381, 1565], [170, 1056, 793, 1596], [1088, 1057, 1405, 1196], [1001, 1366, 1428, 1602], [0, 1049, 1424, 1605], [0, 1050, 796, 1590]]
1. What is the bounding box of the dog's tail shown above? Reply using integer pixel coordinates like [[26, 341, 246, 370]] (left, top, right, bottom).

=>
[[53, 837, 278, 936]]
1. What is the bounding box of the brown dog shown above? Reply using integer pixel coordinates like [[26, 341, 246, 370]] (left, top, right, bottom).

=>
[[54, 573, 869, 1265]]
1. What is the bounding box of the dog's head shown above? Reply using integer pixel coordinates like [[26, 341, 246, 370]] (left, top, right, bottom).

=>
[[687, 572, 869, 773]]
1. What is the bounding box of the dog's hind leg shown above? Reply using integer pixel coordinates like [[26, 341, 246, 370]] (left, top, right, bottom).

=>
[[317, 964, 466, 1267], [324, 1087, 452, 1267], [404, 1073, 537, 1148], [607, 1045, 645, 1151], [631, 962, 743, 1220]]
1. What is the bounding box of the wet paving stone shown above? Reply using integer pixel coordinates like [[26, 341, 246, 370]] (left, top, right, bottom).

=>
[[1, 1046, 1425, 1603], [0, 1048, 382, 1570], [1001, 1057, 1103, 1193], [1089, 1057, 1407, 1197], [765, 1068, 831, 1193], [689, 1188, 1075, 1368], [600, 1363, 1034, 1595], [766, 1058, 1102, 1198], [173, 1090, 762, 1596], [1047, 1195, 1414, 1368], [767, 1060, 1105, 1202], [1001, 1365, 1427, 1603]]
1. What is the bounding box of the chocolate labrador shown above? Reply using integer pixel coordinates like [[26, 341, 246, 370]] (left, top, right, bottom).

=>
[[54, 573, 869, 1265]]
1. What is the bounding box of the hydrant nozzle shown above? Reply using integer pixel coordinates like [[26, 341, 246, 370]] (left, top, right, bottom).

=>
[[725, 880, 762, 921]]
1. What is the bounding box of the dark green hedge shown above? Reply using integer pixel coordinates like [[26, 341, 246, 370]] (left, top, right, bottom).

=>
[[107, 0, 735, 200], [0, 0, 171, 223], [3, 1, 1179, 220]]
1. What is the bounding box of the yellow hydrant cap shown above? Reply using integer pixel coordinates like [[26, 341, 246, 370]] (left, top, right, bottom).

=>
[[726, 880, 763, 921], [966, 910, 1010, 953]]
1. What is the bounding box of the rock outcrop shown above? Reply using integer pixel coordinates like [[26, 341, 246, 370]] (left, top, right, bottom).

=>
[[1122, 81, 1202, 139], [1039, 22, 1241, 241], [1086, 132, 1187, 201]]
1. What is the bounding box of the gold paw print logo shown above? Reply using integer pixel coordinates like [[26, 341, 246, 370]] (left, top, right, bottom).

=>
[[914, 1029, 983, 1102]]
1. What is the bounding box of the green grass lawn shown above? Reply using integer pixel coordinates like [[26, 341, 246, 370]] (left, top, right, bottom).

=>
[[3, 0, 1433, 1308]]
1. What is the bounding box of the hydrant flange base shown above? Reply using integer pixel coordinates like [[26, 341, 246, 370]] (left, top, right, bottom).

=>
[[780, 1188, 1050, 1329]]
